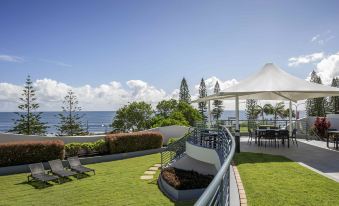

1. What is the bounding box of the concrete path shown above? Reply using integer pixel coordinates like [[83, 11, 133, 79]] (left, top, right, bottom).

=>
[[240, 137, 339, 182]]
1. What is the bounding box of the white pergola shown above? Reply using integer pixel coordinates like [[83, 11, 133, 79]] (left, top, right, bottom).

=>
[[193, 63, 339, 152]]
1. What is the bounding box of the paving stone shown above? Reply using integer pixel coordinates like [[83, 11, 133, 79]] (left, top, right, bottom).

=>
[[154, 163, 162, 167], [140, 175, 153, 180], [144, 171, 156, 175], [148, 167, 159, 171]]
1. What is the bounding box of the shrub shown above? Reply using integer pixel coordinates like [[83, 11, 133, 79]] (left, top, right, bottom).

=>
[[65, 139, 108, 157], [167, 137, 180, 145], [105, 131, 163, 154], [0, 140, 64, 167], [314, 117, 331, 139]]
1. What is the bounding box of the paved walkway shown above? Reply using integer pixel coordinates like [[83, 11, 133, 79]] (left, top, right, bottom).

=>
[[240, 137, 339, 182]]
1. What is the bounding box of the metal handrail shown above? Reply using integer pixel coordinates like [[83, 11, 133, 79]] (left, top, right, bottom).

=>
[[194, 127, 236, 206]]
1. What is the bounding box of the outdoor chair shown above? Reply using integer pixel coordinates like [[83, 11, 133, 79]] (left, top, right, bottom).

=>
[[48, 159, 78, 179], [262, 130, 277, 147], [28, 163, 60, 184], [291, 129, 298, 146], [67, 156, 95, 175], [247, 129, 254, 144], [277, 130, 289, 148]]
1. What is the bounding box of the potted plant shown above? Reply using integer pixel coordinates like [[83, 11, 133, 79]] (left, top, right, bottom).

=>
[[314, 117, 331, 140]]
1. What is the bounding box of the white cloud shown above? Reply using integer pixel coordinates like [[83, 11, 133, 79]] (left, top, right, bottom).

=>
[[310, 31, 335, 45], [0, 76, 242, 112], [311, 34, 320, 42], [40, 59, 72, 67], [0, 54, 24, 62], [313, 52, 339, 85], [288, 52, 324, 67]]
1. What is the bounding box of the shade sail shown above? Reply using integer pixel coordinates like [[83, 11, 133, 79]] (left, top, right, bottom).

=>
[[193, 63, 339, 103]]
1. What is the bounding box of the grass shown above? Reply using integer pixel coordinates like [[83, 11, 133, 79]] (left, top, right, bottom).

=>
[[235, 152, 339, 206], [0, 154, 193, 206]]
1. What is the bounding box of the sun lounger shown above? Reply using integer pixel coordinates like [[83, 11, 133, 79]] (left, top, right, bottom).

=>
[[67, 156, 95, 175], [28, 163, 59, 183], [48, 159, 78, 178]]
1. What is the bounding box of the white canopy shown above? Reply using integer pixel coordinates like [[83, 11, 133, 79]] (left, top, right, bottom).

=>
[[193, 63, 339, 103], [193, 63, 339, 152]]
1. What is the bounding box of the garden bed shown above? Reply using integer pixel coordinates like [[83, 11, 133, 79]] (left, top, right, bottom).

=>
[[161, 167, 214, 190], [159, 167, 214, 201]]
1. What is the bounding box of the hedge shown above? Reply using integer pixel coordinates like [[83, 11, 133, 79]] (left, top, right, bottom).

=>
[[0, 140, 64, 167], [105, 131, 163, 154], [65, 139, 108, 157]]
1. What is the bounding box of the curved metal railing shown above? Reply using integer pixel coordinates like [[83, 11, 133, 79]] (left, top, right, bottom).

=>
[[194, 126, 236, 206]]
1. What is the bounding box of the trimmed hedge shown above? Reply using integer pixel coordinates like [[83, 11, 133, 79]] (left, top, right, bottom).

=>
[[65, 139, 108, 157], [0, 140, 64, 167], [105, 131, 163, 154]]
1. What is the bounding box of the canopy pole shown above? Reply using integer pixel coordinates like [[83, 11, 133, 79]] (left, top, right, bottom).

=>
[[289, 100, 292, 136], [208, 100, 211, 128], [235, 95, 240, 153]]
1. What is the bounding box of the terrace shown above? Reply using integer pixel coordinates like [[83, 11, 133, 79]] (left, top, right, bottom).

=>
[[0, 64, 339, 206]]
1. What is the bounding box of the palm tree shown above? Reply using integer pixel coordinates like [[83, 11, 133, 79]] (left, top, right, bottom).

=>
[[265, 102, 286, 125], [255, 104, 272, 122]]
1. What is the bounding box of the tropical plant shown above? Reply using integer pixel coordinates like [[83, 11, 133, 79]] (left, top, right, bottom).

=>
[[10, 75, 47, 135], [265, 102, 286, 123], [56, 90, 86, 136], [212, 81, 223, 121], [179, 77, 191, 103], [198, 78, 208, 122], [112, 101, 153, 132], [255, 103, 272, 121]]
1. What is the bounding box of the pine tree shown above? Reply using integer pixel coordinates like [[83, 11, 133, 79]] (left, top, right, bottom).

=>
[[330, 77, 339, 114], [56, 90, 85, 136], [212, 81, 223, 121], [10, 75, 47, 135], [198, 78, 207, 122], [306, 71, 326, 116], [179, 77, 191, 103]]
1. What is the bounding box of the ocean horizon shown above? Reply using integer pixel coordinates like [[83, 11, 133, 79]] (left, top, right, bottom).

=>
[[0, 110, 306, 134]]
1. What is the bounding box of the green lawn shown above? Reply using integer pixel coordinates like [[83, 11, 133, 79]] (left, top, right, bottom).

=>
[[235, 152, 339, 206], [0, 154, 193, 206]]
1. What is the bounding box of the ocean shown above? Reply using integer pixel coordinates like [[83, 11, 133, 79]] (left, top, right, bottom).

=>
[[0, 110, 306, 134]]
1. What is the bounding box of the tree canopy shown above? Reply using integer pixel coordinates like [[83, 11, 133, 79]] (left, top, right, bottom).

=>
[[10, 75, 47, 135], [56, 90, 86, 136], [212, 81, 223, 121], [179, 78, 191, 103], [306, 71, 326, 116]]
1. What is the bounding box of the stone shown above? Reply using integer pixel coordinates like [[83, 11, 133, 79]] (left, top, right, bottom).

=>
[[144, 171, 156, 175], [140, 175, 153, 180], [148, 167, 159, 171]]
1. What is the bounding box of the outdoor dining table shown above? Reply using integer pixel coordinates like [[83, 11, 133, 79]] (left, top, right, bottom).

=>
[[255, 128, 290, 148], [327, 131, 339, 150]]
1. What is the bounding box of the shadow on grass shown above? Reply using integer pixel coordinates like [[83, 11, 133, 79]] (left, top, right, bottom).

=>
[[16, 179, 57, 189], [234, 152, 293, 166], [76, 173, 91, 179]]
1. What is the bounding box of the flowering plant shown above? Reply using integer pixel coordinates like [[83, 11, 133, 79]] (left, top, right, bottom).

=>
[[314, 117, 331, 139]]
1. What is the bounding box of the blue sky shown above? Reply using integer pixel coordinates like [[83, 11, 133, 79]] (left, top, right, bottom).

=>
[[1, 0, 339, 111]]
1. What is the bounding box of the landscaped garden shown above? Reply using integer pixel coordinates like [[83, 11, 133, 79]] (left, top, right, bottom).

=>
[[0, 153, 193, 206], [235, 152, 339, 206]]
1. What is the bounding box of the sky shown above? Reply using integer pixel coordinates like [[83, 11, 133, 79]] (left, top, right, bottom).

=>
[[1, 0, 339, 111]]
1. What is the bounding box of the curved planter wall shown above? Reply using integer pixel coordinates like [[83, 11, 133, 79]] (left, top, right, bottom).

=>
[[158, 174, 206, 201], [185, 141, 221, 170]]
